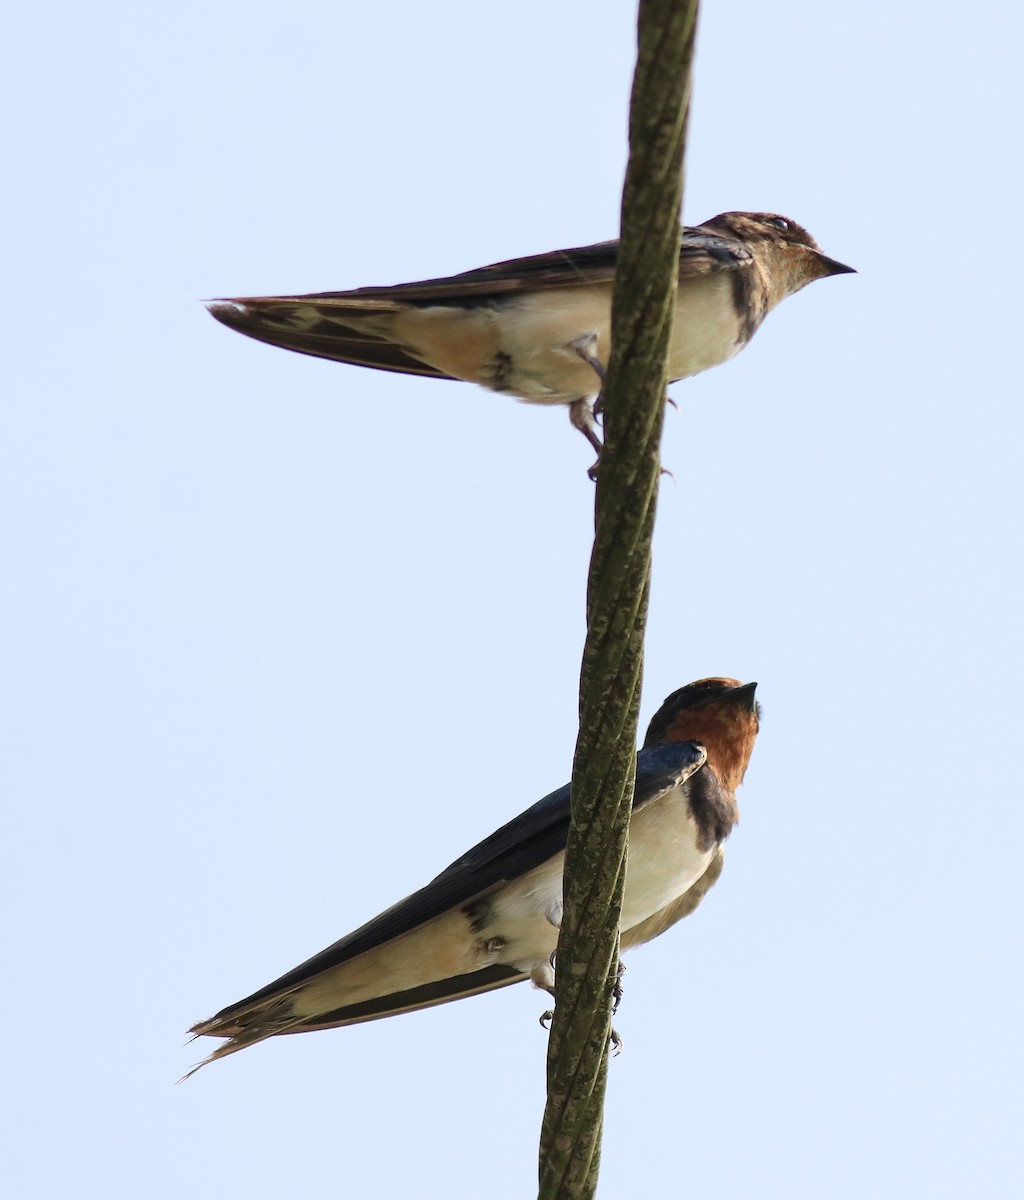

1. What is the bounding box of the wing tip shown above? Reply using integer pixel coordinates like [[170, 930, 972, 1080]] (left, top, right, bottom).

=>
[[206, 300, 253, 328]]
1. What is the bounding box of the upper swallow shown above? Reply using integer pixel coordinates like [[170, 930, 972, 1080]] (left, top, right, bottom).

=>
[[209, 213, 852, 452], [187, 677, 760, 1074]]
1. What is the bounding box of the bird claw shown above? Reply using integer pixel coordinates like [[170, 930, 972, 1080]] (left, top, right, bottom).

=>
[[612, 959, 626, 1014], [538, 1008, 621, 1053]]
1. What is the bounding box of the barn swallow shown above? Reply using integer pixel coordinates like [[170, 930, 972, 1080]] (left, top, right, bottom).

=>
[[209, 213, 853, 453], [186, 677, 760, 1075]]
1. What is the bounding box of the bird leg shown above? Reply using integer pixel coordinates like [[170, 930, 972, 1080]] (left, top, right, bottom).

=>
[[538, 949, 557, 1028], [537, 949, 624, 1052], [568, 397, 603, 454], [567, 334, 607, 478], [570, 333, 607, 387], [570, 334, 607, 418], [610, 957, 625, 1054]]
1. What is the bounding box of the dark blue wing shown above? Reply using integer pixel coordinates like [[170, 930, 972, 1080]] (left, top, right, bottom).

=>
[[442, 739, 707, 879], [209, 741, 706, 1019]]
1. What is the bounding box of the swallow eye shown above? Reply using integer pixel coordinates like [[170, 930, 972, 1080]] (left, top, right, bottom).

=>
[[765, 216, 790, 231]]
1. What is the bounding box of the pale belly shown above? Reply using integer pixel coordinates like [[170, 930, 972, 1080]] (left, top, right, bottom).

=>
[[389, 275, 746, 406], [494, 787, 716, 976]]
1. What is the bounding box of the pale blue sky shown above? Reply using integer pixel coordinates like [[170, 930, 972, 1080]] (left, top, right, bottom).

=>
[[3, 2, 1022, 1197]]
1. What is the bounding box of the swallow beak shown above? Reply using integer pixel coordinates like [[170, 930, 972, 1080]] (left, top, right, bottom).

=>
[[725, 681, 759, 711], [813, 251, 856, 276]]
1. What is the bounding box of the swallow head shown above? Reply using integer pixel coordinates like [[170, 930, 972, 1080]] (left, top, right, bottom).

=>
[[643, 677, 760, 790], [704, 211, 855, 309]]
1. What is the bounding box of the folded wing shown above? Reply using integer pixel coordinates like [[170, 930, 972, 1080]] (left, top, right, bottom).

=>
[[187, 741, 707, 1070], [206, 226, 752, 376]]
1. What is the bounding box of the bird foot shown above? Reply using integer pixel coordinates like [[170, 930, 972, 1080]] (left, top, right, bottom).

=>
[[538, 1009, 622, 1055], [568, 396, 602, 444], [612, 959, 626, 1014], [567, 398, 603, 480]]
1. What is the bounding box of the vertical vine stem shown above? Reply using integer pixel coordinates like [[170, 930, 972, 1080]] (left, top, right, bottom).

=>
[[537, 3, 699, 1197]]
